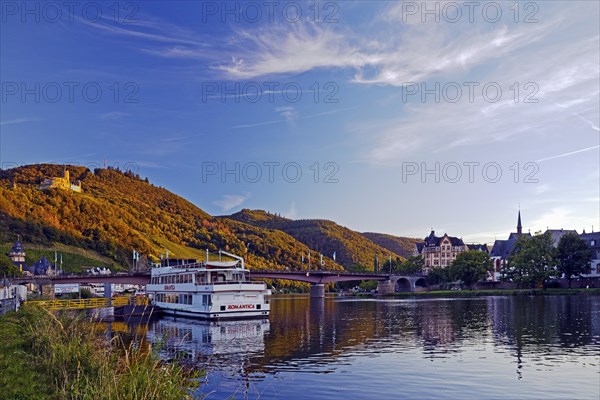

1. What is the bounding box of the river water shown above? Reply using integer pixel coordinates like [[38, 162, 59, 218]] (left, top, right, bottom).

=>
[[131, 295, 599, 399]]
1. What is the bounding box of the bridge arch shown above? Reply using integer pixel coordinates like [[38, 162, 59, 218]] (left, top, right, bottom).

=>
[[414, 277, 428, 288], [395, 277, 411, 292]]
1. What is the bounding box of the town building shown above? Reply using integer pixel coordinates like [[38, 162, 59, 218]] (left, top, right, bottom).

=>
[[580, 231, 600, 277], [7, 239, 59, 277], [414, 231, 466, 273], [39, 168, 82, 192], [8, 239, 26, 272], [466, 243, 490, 253], [545, 229, 578, 246], [489, 211, 531, 281]]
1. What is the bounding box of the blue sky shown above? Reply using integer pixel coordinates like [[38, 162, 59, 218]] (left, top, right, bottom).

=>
[[1, 1, 599, 243]]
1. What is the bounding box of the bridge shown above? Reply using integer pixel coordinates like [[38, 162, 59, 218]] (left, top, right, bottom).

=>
[[247, 270, 428, 297], [13, 270, 428, 298]]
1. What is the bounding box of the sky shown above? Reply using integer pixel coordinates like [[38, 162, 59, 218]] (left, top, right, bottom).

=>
[[1, 0, 599, 244]]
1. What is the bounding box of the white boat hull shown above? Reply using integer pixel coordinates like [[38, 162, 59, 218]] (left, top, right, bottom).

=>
[[158, 306, 269, 320]]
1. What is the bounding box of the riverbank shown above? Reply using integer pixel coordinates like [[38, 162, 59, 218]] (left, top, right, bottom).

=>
[[0, 304, 198, 400], [351, 288, 600, 299]]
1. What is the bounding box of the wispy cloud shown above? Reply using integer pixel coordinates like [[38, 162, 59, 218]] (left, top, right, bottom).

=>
[[213, 193, 250, 212], [0, 118, 38, 126], [216, 24, 374, 79], [536, 145, 600, 163], [99, 112, 129, 120], [159, 133, 204, 142], [284, 201, 298, 219], [232, 106, 355, 129], [361, 32, 599, 164]]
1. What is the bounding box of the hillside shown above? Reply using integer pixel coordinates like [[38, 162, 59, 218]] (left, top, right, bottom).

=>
[[361, 232, 421, 259], [0, 164, 342, 274], [0, 242, 118, 273], [224, 209, 406, 270]]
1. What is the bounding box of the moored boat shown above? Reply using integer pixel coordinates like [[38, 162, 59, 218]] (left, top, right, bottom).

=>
[[146, 251, 270, 319]]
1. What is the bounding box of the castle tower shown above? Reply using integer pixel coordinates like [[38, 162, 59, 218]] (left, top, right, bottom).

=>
[[9, 237, 26, 272], [517, 210, 522, 234]]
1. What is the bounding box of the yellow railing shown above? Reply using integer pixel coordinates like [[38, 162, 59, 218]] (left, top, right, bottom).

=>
[[28, 296, 149, 310]]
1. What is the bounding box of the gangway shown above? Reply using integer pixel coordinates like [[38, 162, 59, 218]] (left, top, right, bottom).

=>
[[27, 296, 149, 310]]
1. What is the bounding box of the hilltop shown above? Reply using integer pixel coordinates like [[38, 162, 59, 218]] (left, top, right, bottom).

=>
[[224, 209, 409, 270]]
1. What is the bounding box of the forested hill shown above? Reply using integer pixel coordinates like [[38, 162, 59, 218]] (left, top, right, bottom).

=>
[[0, 164, 341, 272], [360, 232, 421, 259], [224, 209, 409, 270]]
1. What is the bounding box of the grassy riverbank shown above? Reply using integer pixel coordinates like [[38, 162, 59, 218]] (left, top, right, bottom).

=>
[[363, 288, 600, 298], [0, 304, 198, 400]]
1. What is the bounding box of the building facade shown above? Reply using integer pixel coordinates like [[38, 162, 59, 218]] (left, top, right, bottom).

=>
[[414, 231, 466, 274], [39, 168, 82, 192], [579, 232, 600, 277]]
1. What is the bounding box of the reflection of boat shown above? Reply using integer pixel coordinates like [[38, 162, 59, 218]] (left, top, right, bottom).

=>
[[147, 317, 270, 359], [146, 251, 270, 319]]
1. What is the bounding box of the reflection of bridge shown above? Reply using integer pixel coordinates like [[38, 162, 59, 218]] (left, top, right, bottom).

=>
[[14, 270, 428, 298]]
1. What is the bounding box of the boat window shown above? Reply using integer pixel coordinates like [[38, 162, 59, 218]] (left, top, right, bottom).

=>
[[201, 294, 212, 306]]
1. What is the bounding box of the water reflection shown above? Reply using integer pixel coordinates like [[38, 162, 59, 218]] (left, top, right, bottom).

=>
[[146, 317, 270, 365], [112, 295, 599, 399]]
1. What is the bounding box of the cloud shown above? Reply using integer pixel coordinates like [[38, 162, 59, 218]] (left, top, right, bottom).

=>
[[0, 118, 38, 126], [284, 201, 298, 219], [361, 32, 599, 164], [536, 145, 600, 163], [215, 7, 555, 83], [231, 106, 355, 129], [215, 24, 374, 79], [213, 193, 250, 212], [275, 106, 297, 121], [99, 112, 129, 120]]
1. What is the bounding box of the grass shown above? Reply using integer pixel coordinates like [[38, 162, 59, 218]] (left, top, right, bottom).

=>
[[0, 242, 123, 273], [152, 238, 207, 260], [0, 305, 199, 400]]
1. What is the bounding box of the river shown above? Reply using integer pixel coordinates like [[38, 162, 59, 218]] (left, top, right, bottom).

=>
[[126, 295, 600, 399]]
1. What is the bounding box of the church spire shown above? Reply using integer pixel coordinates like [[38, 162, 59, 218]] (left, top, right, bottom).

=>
[[517, 209, 522, 234]]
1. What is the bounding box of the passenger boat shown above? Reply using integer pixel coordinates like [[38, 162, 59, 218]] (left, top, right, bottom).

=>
[[146, 251, 270, 319]]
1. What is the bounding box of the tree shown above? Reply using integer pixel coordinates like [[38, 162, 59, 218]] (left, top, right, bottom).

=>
[[448, 251, 491, 290], [398, 256, 424, 275], [427, 266, 450, 286], [556, 233, 592, 288], [508, 232, 556, 288], [0, 254, 22, 277]]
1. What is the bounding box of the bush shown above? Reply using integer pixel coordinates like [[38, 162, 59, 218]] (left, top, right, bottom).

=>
[[1, 304, 198, 399]]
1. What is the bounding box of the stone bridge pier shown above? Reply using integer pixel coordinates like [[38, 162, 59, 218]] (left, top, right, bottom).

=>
[[377, 276, 429, 294], [310, 283, 325, 298]]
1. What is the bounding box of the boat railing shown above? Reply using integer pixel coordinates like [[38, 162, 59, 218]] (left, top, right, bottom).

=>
[[176, 262, 205, 269], [207, 281, 265, 286]]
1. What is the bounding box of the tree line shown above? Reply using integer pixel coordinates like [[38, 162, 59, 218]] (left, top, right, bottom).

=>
[[426, 232, 592, 289]]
